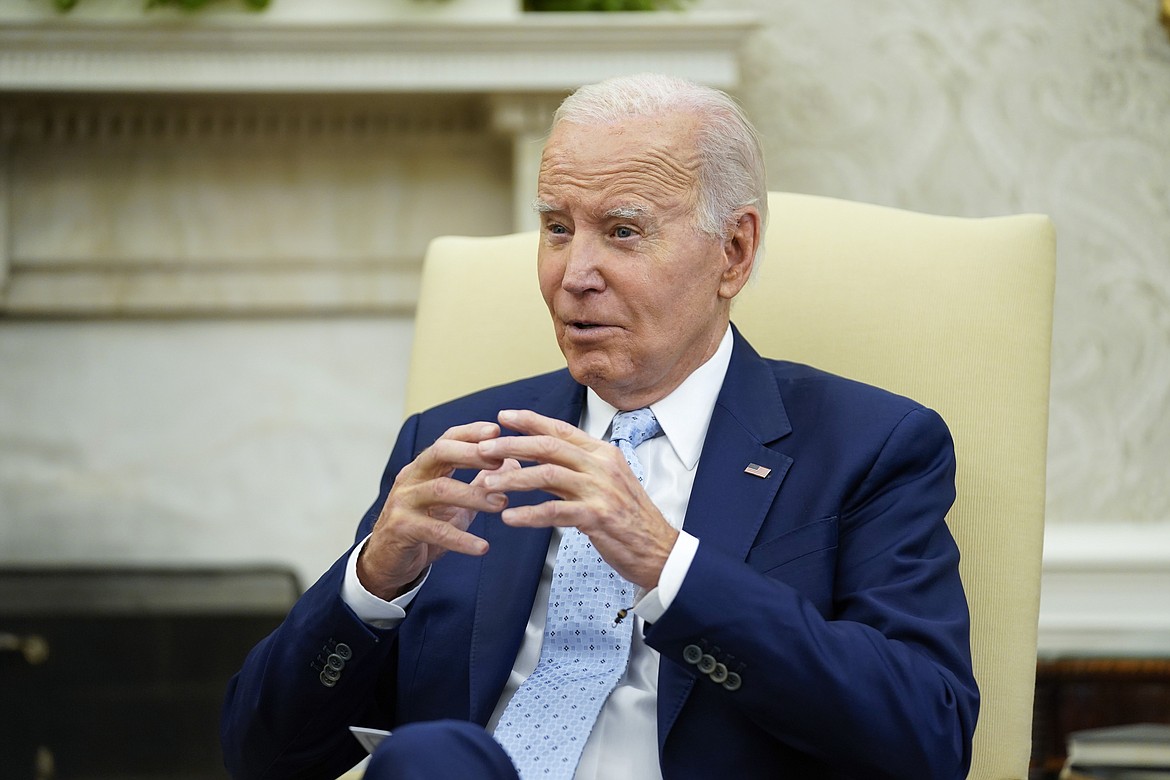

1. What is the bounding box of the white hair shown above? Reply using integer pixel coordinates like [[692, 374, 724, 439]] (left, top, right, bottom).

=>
[[551, 73, 768, 249]]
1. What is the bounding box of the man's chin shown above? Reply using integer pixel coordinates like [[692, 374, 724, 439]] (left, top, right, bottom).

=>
[[563, 352, 617, 391]]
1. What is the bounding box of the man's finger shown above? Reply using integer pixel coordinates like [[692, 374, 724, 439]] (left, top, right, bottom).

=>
[[500, 501, 586, 529], [383, 510, 490, 558], [481, 462, 583, 497], [497, 409, 598, 446], [417, 517, 490, 557], [472, 457, 522, 483], [412, 424, 506, 479], [414, 476, 508, 516], [477, 433, 597, 472], [442, 420, 503, 443]]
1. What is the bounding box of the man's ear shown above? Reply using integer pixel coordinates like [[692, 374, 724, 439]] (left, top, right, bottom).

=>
[[718, 208, 761, 300]]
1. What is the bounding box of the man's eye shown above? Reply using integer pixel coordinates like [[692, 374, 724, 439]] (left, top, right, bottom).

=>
[[547, 223, 568, 235], [614, 226, 636, 239]]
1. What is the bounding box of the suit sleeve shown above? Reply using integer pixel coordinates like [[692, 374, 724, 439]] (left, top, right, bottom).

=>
[[220, 415, 424, 780], [644, 407, 979, 779]]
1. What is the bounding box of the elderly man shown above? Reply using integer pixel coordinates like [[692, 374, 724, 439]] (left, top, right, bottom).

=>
[[222, 73, 978, 780]]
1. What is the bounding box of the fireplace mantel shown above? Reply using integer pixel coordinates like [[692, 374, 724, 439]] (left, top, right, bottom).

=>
[[0, 11, 757, 316], [0, 13, 757, 94]]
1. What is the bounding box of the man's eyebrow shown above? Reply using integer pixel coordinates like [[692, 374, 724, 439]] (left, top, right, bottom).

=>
[[530, 199, 651, 219], [604, 204, 650, 219]]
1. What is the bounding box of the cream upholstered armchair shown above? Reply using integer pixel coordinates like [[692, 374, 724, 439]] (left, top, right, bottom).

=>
[[406, 192, 1056, 780]]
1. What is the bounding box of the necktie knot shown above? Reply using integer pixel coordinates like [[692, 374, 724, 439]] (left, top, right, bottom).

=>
[[610, 407, 662, 451]]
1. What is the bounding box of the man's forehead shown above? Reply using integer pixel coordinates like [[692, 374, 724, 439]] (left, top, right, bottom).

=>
[[541, 115, 699, 176], [537, 133, 699, 218]]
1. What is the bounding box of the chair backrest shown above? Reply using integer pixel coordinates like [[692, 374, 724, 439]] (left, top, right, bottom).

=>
[[407, 191, 1056, 780]]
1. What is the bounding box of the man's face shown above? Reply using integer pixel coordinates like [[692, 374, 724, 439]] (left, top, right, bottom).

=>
[[536, 113, 755, 410]]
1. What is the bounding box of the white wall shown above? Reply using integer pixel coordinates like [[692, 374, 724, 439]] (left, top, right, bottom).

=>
[[0, 318, 414, 586]]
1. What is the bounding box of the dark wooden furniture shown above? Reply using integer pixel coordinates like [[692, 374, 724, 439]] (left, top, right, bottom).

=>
[[1030, 657, 1170, 779], [1, 568, 299, 780]]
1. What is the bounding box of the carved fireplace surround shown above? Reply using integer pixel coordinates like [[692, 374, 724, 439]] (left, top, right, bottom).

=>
[[0, 2, 757, 316]]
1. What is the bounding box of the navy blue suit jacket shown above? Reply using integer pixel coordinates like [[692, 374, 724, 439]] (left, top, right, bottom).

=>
[[222, 328, 979, 779]]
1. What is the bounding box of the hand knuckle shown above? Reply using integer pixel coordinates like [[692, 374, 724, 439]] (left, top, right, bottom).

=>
[[430, 478, 454, 501], [599, 455, 626, 479], [532, 436, 555, 458]]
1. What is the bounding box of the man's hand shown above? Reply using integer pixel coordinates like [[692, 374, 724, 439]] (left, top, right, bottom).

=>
[[358, 421, 519, 601], [477, 409, 678, 590]]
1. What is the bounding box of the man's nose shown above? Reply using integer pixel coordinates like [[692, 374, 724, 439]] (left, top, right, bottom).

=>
[[560, 236, 606, 294]]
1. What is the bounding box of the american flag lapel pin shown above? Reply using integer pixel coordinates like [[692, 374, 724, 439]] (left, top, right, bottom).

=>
[[744, 463, 772, 478]]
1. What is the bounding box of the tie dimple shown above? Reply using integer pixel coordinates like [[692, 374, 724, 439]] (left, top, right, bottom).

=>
[[608, 407, 662, 485]]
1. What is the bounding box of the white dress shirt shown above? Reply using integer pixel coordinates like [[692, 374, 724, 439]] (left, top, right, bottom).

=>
[[341, 325, 734, 779]]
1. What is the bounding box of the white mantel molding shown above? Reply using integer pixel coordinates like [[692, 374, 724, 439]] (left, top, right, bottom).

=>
[[1037, 521, 1170, 658], [0, 13, 758, 94]]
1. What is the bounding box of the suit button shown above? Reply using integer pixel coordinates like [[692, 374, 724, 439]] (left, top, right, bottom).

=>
[[683, 644, 703, 665], [697, 654, 717, 674], [335, 643, 353, 661], [321, 666, 341, 683], [326, 653, 346, 671], [710, 663, 729, 684], [319, 670, 338, 688], [723, 672, 742, 692]]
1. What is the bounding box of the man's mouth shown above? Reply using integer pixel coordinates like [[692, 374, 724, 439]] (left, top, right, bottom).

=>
[[564, 321, 616, 338]]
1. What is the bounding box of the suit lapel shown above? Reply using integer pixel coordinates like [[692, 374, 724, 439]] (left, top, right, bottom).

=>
[[657, 328, 794, 747], [680, 330, 792, 556], [468, 372, 585, 724]]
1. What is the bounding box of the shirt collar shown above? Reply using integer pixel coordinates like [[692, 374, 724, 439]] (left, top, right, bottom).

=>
[[582, 325, 734, 470]]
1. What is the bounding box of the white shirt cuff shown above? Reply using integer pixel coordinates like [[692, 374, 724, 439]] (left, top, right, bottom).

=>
[[632, 530, 699, 624], [341, 534, 427, 629]]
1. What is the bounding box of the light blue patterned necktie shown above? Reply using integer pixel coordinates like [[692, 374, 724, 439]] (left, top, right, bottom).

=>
[[495, 408, 663, 779]]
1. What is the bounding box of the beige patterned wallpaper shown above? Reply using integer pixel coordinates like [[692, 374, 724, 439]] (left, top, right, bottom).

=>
[[700, 0, 1170, 526]]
